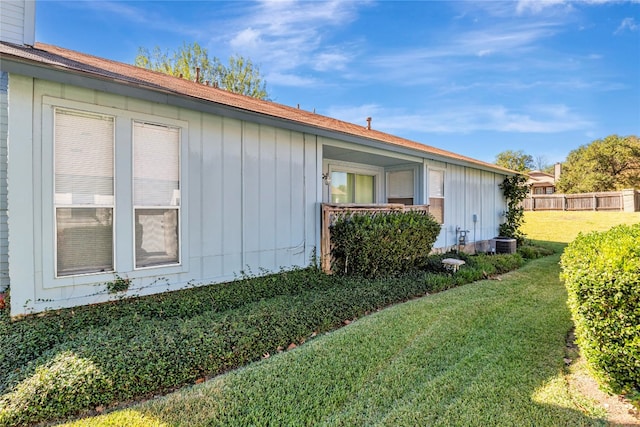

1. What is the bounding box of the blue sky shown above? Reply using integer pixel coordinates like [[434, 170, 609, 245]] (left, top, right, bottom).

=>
[[36, 0, 640, 166]]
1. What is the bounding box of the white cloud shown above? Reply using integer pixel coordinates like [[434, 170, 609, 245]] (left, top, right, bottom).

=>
[[223, 0, 367, 74], [364, 22, 561, 84], [615, 17, 639, 34], [327, 103, 593, 135], [230, 28, 262, 50], [266, 72, 319, 88], [313, 51, 351, 72], [516, 0, 567, 15]]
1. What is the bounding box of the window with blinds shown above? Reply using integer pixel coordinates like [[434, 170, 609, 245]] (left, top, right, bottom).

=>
[[387, 170, 414, 205], [428, 169, 444, 224], [133, 122, 180, 268], [54, 109, 114, 276]]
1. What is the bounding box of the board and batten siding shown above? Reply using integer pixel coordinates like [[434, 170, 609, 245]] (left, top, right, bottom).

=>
[[0, 72, 8, 291], [0, 0, 35, 46], [431, 161, 506, 249], [7, 76, 319, 316]]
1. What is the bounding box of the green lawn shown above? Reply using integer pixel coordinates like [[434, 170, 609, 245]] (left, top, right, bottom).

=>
[[522, 211, 640, 243], [7, 210, 636, 426], [61, 253, 606, 427]]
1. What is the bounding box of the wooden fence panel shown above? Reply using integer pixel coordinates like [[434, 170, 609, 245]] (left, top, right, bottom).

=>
[[320, 203, 430, 273], [523, 190, 638, 211]]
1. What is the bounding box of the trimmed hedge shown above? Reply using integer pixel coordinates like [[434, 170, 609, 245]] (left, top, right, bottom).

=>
[[330, 211, 441, 277], [560, 224, 640, 401], [0, 252, 526, 426]]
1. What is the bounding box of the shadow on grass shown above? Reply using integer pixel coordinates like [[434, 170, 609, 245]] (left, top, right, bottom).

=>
[[61, 253, 606, 426]]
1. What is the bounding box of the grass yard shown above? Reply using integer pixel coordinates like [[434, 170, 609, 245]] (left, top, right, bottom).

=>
[[60, 252, 607, 427], [522, 210, 640, 243], [5, 210, 638, 426]]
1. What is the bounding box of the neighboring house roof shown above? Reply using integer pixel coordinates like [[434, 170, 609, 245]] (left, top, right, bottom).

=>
[[526, 170, 556, 187], [0, 41, 514, 175]]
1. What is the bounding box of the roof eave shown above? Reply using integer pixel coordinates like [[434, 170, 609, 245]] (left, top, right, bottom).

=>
[[0, 50, 517, 176]]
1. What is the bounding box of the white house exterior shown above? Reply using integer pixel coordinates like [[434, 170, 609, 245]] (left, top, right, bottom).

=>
[[0, 3, 514, 317]]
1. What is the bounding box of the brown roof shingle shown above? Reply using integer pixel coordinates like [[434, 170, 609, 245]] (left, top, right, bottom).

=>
[[0, 41, 513, 174]]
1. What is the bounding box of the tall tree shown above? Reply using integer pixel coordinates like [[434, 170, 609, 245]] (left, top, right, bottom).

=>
[[494, 150, 534, 172], [134, 42, 269, 100], [556, 135, 640, 193], [534, 154, 549, 171]]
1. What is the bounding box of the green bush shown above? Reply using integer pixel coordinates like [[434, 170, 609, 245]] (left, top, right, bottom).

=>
[[0, 252, 526, 426], [330, 211, 441, 277], [517, 243, 555, 260], [560, 224, 640, 401]]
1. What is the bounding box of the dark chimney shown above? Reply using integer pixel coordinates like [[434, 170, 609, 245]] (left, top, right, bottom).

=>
[[195, 67, 200, 82], [366, 117, 372, 130]]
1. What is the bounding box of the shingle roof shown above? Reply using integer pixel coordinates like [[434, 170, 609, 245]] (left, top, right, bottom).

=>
[[0, 41, 514, 174]]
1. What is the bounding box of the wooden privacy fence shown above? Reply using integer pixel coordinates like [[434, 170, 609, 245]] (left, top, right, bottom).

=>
[[320, 203, 430, 273], [522, 189, 640, 212]]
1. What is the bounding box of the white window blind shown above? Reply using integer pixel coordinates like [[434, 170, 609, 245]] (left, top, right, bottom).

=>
[[429, 170, 444, 198], [54, 109, 114, 276], [133, 122, 180, 268], [133, 122, 180, 206], [388, 170, 414, 198], [55, 109, 114, 205], [428, 169, 444, 223]]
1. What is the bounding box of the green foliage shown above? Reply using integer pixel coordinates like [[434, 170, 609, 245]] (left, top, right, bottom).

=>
[[556, 134, 640, 193], [517, 242, 555, 260], [330, 211, 441, 278], [104, 274, 130, 294], [499, 174, 530, 244], [0, 250, 530, 426], [0, 352, 112, 426], [134, 42, 269, 99], [66, 252, 572, 427], [495, 149, 534, 172], [560, 224, 640, 401]]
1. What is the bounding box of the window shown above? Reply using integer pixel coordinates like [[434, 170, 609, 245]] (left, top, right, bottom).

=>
[[428, 169, 444, 223], [54, 109, 114, 276], [387, 170, 414, 205], [330, 171, 375, 203], [133, 122, 180, 268]]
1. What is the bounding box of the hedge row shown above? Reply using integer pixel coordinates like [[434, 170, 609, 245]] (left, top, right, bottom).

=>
[[560, 224, 640, 401], [0, 252, 526, 426], [330, 211, 441, 277]]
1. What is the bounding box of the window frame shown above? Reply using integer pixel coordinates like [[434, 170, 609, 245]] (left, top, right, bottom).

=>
[[326, 161, 383, 204], [132, 120, 182, 270], [386, 168, 417, 205], [53, 107, 116, 278], [427, 168, 445, 224], [42, 96, 189, 290]]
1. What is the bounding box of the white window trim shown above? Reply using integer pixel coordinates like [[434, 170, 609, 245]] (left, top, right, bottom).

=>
[[326, 160, 384, 203], [427, 167, 446, 225], [41, 96, 189, 290], [132, 120, 182, 271], [385, 166, 419, 204], [53, 107, 116, 278]]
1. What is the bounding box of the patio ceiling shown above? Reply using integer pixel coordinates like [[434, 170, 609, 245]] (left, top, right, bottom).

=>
[[323, 145, 421, 168]]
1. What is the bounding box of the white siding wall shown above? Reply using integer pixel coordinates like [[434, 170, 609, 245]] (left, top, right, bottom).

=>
[[431, 161, 507, 249], [6, 75, 508, 315], [0, 1, 35, 46], [0, 72, 8, 290], [8, 78, 319, 316]]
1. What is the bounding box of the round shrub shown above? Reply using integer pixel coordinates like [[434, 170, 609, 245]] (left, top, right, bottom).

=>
[[560, 223, 640, 401], [330, 211, 441, 278]]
